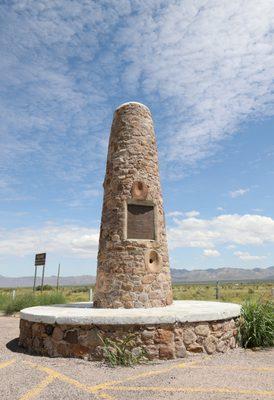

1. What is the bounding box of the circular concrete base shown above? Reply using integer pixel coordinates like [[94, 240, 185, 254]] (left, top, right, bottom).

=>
[[20, 300, 240, 325], [19, 301, 241, 360]]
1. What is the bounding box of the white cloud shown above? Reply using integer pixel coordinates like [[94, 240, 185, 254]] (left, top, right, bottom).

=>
[[168, 213, 274, 250], [116, 1, 274, 172], [0, 1, 117, 184], [1, 0, 274, 185], [185, 210, 200, 218], [0, 224, 99, 258], [166, 211, 184, 217], [67, 185, 102, 208], [167, 210, 200, 218], [253, 208, 263, 213], [234, 251, 266, 261], [229, 188, 250, 198], [1, 215, 272, 263], [203, 249, 220, 257]]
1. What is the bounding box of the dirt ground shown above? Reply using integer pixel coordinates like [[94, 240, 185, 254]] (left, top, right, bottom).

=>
[[0, 316, 273, 400]]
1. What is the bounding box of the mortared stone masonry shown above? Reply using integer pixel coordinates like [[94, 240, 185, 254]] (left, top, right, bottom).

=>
[[93, 102, 173, 308]]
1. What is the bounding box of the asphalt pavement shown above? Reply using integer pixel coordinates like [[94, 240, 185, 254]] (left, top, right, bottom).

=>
[[0, 316, 273, 400]]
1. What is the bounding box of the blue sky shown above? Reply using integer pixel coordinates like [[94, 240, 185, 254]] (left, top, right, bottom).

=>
[[0, 0, 274, 277]]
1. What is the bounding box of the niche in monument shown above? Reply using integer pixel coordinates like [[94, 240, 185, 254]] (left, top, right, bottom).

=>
[[127, 203, 155, 240]]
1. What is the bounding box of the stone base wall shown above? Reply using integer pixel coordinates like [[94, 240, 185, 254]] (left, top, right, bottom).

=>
[[19, 318, 238, 360]]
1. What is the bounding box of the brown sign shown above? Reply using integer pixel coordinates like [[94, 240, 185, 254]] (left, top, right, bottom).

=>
[[127, 204, 155, 240], [35, 253, 46, 266]]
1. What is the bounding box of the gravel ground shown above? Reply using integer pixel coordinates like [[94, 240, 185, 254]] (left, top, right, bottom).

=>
[[0, 316, 273, 400]]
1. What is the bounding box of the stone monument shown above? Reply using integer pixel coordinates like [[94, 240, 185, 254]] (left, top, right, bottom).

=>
[[19, 102, 241, 361], [94, 102, 173, 308]]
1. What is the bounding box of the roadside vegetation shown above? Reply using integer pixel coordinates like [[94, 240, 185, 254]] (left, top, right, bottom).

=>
[[0, 281, 272, 315], [172, 282, 273, 303], [238, 300, 274, 348], [0, 291, 66, 315]]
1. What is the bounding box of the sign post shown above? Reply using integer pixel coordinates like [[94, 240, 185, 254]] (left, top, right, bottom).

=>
[[33, 265, 37, 292], [33, 253, 46, 292]]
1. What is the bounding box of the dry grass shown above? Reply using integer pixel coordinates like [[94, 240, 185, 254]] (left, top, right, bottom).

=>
[[0, 282, 273, 311], [172, 282, 273, 303]]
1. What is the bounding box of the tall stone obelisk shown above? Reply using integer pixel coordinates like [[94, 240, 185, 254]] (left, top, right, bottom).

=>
[[94, 102, 173, 308]]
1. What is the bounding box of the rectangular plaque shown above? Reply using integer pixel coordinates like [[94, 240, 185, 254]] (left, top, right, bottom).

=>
[[35, 253, 46, 266], [127, 204, 155, 240]]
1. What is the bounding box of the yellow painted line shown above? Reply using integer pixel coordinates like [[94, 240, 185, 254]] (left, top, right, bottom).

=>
[[186, 364, 274, 373], [21, 357, 274, 400], [24, 359, 200, 393], [24, 361, 98, 392], [0, 359, 16, 370], [110, 385, 274, 397], [97, 392, 115, 400], [23, 361, 115, 399], [19, 375, 55, 400], [90, 359, 203, 391]]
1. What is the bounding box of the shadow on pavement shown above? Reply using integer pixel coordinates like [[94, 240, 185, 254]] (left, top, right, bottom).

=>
[[6, 338, 39, 356]]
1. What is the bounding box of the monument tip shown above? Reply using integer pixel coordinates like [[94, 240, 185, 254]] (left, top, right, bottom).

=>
[[115, 101, 150, 112]]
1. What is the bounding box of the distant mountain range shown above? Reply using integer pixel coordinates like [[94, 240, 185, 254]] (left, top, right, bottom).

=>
[[0, 266, 273, 288], [0, 274, 96, 288], [171, 266, 274, 283]]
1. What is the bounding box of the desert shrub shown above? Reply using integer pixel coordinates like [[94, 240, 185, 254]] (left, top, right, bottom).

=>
[[0, 293, 10, 310], [238, 300, 274, 348], [101, 334, 148, 367], [4, 292, 66, 314], [36, 284, 53, 291], [70, 286, 90, 293]]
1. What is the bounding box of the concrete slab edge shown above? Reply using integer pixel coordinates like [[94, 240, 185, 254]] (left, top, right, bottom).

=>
[[20, 300, 241, 326]]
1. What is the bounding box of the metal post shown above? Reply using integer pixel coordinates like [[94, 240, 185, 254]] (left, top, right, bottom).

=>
[[12, 290, 16, 300], [215, 281, 219, 300], [33, 265, 37, 292], [89, 288, 93, 302], [57, 263, 61, 291], [41, 264, 45, 292]]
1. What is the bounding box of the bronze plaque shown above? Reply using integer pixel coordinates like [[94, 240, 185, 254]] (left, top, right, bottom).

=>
[[35, 253, 46, 266], [127, 204, 155, 240]]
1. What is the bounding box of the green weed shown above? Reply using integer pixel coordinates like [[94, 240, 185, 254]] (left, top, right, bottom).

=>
[[3, 292, 66, 315], [100, 334, 148, 367], [238, 300, 274, 348], [0, 292, 10, 310]]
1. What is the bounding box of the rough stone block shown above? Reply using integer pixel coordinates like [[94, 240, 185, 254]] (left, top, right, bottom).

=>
[[52, 327, 63, 341], [194, 323, 210, 337], [156, 328, 174, 344], [183, 329, 197, 345], [175, 343, 186, 358], [64, 330, 78, 344], [204, 336, 217, 354], [159, 345, 175, 359], [187, 343, 204, 353]]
